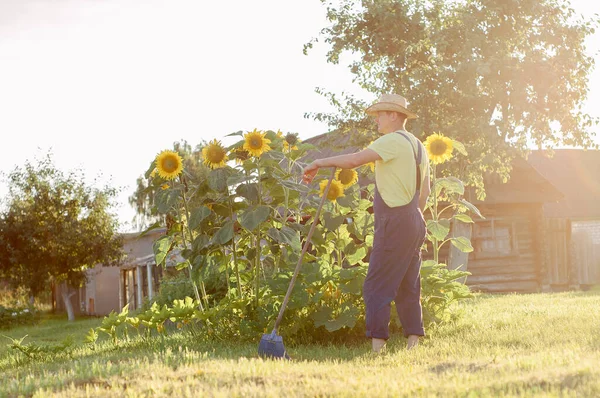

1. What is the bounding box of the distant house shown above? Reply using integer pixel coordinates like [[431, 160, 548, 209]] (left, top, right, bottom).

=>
[[56, 228, 166, 316]]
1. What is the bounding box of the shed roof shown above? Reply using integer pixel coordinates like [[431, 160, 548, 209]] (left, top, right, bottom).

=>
[[528, 149, 600, 218], [475, 156, 563, 205]]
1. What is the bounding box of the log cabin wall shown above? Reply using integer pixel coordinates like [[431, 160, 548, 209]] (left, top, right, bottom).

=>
[[463, 203, 543, 293]]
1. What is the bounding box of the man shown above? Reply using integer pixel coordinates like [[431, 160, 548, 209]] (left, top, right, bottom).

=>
[[302, 93, 430, 352]]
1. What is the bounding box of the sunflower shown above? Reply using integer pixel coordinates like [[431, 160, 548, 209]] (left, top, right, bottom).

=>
[[149, 168, 158, 178], [319, 179, 345, 202], [243, 129, 272, 157], [424, 133, 454, 164], [276, 129, 284, 138], [335, 168, 358, 188], [283, 132, 300, 152], [201, 139, 229, 169], [155, 150, 184, 180], [161, 183, 169, 190], [233, 148, 251, 165]]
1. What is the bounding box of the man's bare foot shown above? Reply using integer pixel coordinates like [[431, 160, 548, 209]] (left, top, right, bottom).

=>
[[407, 335, 419, 350], [372, 338, 386, 353]]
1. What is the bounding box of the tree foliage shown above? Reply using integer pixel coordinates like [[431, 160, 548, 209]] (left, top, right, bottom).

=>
[[0, 155, 124, 300], [306, 0, 599, 196]]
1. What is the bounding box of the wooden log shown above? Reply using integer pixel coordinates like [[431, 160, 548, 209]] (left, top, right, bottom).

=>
[[467, 273, 537, 284], [468, 280, 539, 293]]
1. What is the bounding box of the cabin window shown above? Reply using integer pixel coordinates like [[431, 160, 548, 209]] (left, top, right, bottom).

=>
[[472, 219, 518, 258]]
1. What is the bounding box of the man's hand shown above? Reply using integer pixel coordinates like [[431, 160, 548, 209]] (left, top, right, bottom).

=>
[[302, 161, 320, 184]]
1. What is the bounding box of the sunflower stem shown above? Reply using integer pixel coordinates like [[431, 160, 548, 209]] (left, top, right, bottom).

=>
[[179, 174, 205, 311], [228, 195, 242, 298], [334, 201, 343, 268], [255, 158, 262, 308], [432, 163, 439, 264]]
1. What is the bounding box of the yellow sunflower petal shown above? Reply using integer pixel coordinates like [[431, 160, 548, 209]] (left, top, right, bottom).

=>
[[243, 129, 272, 157], [201, 139, 229, 169], [155, 150, 184, 180], [335, 168, 359, 188], [283, 142, 299, 152], [424, 133, 454, 165], [319, 179, 345, 202]]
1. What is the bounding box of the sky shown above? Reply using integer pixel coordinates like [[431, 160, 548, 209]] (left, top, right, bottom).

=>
[[1, 0, 599, 232]]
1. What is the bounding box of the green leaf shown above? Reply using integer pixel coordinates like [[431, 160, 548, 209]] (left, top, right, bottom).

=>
[[154, 188, 181, 214], [84, 328, 98, 344], [427, 219, 450, 241], [324, 306, 360, 331], [188, 206, 212, 230], [312, 306, 334, 327], [227, 174, 252, 187], [450, 236, 474, 253], [239, 205, 270, 231], [153, 236, 173, 265], [435, 177, 464, 196], [454, 213, 474, 223], [212, 220, 234, 246], [323, 212, 345, 231], [267, 226, 301, 252], [225, 130, 243, 137], [138, 222, 162, 238], [236, 183, 259, 203], [459, 199, 484, 219], [208, 168, 230, 193], [335, 195, 354, 208], [345, 246, 367, 265], [279, 179, 310, 193], [175, 261, 190, 271], [451, 139, 468, 156], [348, 212, 374, 240], [339, 277, 363, 295], [192, 234, 211, 252]]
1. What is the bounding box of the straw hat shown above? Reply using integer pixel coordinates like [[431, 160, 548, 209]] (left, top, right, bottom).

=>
[[365, 93, 418, 119]]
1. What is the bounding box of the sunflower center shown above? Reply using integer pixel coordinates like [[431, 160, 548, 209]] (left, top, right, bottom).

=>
[[250, 138, 262, 149], [328, 184, 342, 200], [430, 140, 448, 156], [236, 150, 249, 161], [161, 156, 179, 173], [338, 169, 354, 185], [285, 134, 298, 145], [207, 146, 226, 163]]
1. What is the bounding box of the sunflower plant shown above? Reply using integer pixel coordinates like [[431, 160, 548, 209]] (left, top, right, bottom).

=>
[[421, 133, 480, 323], [106, 130, 478, 345]]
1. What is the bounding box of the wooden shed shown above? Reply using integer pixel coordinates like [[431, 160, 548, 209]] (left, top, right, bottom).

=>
[[464, 157, 564, 292], [528, 149, 600, 289]]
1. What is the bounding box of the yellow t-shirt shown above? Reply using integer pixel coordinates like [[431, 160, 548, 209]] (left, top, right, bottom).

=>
[[367, 130, 429, 207]]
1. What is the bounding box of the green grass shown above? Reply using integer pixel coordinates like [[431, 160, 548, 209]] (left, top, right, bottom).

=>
[[1, 290, 599, 397]]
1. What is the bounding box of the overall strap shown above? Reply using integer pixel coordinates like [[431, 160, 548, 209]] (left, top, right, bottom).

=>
[[396, 131, 422, 193]]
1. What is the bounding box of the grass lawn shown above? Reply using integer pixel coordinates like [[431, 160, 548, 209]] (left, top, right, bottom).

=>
[[1, 289, 599, 397]]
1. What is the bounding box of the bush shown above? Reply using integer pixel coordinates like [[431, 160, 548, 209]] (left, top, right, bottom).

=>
[[0, 305, 39, 329], [151, 273, 196, 307]]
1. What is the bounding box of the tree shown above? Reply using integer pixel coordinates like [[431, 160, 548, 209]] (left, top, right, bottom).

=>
[[306, 0, 599, 195], [0, 155, 124, 321]]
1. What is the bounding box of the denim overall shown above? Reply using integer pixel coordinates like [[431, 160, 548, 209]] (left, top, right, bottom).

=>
[[363, 132, 427, 340]]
